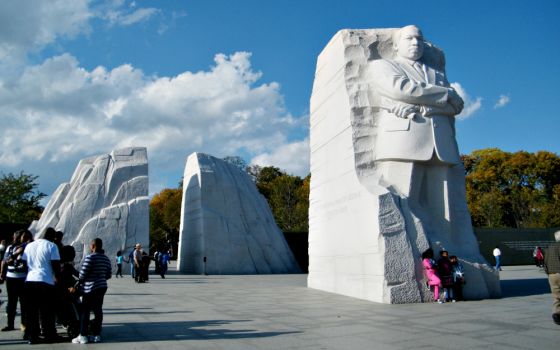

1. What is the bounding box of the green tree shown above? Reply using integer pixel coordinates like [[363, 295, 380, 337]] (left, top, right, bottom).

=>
[[150, 187, 182, 250], [269, 175, 303, 232], [0, 172, 46, 224], [248, 165, 284, 200], [246, 165, 310, 232]]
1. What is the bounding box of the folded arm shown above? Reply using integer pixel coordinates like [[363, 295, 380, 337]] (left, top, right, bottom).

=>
[[369, 59, 463, 114]]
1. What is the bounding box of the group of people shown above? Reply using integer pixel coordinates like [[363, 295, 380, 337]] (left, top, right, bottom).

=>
[[422, 248, 465, 303], [0, 227, 112, 344], [119, 244, 171, 283]]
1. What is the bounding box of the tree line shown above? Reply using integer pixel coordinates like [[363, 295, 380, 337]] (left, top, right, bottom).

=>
[[2, 148, 559, 244]]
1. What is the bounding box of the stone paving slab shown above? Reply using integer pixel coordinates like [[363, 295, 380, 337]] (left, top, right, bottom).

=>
[[0, 264, 558, 349]]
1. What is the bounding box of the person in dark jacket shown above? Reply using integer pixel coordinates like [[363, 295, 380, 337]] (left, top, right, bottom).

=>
[[72, 238, 111, 344], [437, 250, 454, 302], [544, 230, 560, 326]]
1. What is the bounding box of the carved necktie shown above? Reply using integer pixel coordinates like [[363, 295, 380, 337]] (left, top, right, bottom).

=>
[[412, 62, 428, 81]]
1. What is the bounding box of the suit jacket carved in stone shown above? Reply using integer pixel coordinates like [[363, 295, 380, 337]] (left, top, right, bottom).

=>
[[367, 56, 461, 164]]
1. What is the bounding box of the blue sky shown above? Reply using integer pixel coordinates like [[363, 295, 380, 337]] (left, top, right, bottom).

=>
[[1, 0, 559, 198]]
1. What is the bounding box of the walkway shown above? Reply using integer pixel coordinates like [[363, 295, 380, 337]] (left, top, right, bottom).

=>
[[0, 265, 558, 349]]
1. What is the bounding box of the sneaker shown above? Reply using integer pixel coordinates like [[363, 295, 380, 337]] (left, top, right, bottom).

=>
[[437, 299, 444, 304], [451, 299, 456, 303], [72, 335, 89, 344], [1, 326, 15, 331], [91, 335, 101, 343]]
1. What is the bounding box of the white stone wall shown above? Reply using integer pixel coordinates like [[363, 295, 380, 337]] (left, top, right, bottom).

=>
[[30, 147, 149, 268], [177, 152, 300, 274]]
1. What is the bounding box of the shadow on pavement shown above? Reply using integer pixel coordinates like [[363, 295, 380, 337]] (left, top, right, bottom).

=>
[[500, 278, 550, 298], [104, 308, 192, 315], [0, 339, 28, 347], [102, 319, 301, 343], [107, 293, 165, 296]]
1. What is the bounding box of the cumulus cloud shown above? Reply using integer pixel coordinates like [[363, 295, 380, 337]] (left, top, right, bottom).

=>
[[251, 138, 310, 177], [0, 51, 308, 191], [0, 1, 310, 193], [494, 94, 510, 109], [0, 0, 91, 65], [451, 82, 482, 120], [0, 0, 163, 68]]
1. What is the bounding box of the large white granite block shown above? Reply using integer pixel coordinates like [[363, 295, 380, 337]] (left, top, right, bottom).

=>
[[29, 147, 149, 267], [308, 26, 500, 303], [177, 152, 300, 274]]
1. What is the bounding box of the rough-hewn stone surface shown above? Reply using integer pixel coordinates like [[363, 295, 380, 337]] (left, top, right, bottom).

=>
[[30, 147, 149, 266], [177, 152, 300, 274], [308, 28, 500, 303]]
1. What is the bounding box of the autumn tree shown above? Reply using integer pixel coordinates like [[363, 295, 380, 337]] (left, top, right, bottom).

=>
[[464, 148, 560, 228], [0, 172, 45, 224]]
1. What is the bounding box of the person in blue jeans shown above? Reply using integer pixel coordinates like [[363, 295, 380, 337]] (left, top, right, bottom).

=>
[[127, 247, 136, 278], [493, 246, 502, 271]]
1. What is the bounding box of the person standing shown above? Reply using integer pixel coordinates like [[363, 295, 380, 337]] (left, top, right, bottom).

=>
[[133, 244, 144, 283], [0, 239, 6, 261], [421, 248, 443, 303], [535, 247, 544, 268], [437, 250, 455, 302], [544, 231, 560, 326], [159, 250, 170, 279], [115, 251, 124, 278], [127, 247, 136, 278], [72, 238, 112, 344], [450, 255, 465, 302], [493, 246, 502, 271], [21, 228, 60, 344], [0, 230, 26, 332]]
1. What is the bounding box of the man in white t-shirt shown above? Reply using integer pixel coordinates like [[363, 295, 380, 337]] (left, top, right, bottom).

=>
[[493, 246, 502, 271], [21, 228, 60, 344]]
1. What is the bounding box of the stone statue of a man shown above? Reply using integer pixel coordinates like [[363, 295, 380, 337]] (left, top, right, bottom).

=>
[[367, 25, 468, 252], [308, 24, 500, 303]]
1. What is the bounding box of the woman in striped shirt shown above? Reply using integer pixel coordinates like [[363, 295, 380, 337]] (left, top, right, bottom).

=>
[[72, 238, 111, 344]]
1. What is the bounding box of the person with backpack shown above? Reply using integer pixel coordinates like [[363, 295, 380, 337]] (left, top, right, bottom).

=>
[[0, 230, 27, 332]]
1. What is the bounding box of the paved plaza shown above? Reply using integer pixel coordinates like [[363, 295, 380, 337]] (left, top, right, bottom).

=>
[[0, 264, 558, 349]]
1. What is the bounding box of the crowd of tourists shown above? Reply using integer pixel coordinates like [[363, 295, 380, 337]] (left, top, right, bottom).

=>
[[122, 243, 171, 282], [421, 248, 466, 303], [0, 228, 111, 345]]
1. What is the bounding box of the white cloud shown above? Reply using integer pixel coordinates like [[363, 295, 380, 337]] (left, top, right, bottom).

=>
[[0, 2, 309, 193], [104, 7, 160, 27], [0, 1, 164, 69], [451, 82, 482, 120], [494, 94, 510, 109], [0, 0, 91, 66], [0, 51, 308, 191], [251, 138, 310, 177]]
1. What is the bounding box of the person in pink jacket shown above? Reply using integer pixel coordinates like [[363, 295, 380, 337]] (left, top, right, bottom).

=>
[[422, 248, 443, 303]]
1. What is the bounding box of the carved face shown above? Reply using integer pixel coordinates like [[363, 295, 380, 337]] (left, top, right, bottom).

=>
[[394, 26, 424, 61]]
